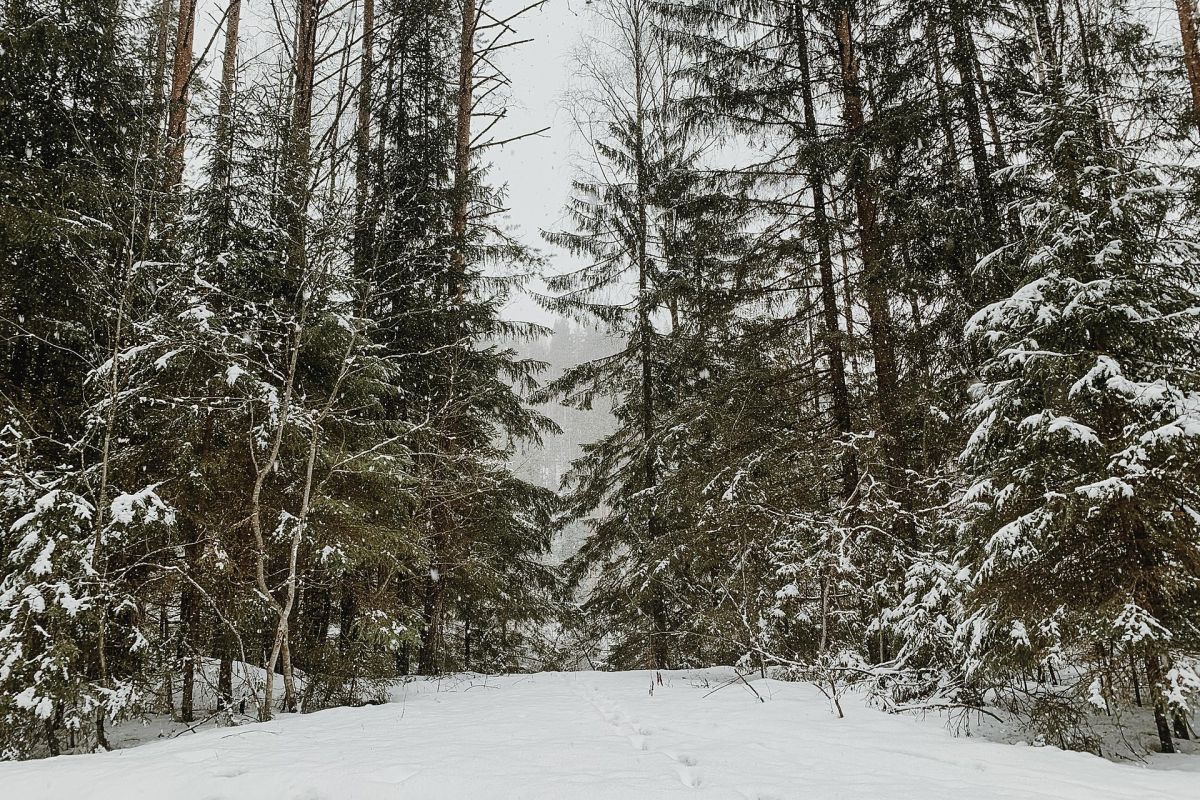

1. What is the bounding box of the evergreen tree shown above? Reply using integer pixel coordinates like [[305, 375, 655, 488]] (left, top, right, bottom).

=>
[[960, 1, 1200, 753]]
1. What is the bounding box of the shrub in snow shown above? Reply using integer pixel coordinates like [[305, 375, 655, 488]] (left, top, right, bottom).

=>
[[0, 425, 175, 759]]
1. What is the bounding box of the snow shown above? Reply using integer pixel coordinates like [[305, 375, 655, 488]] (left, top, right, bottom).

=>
[[1, 669, 1195, 799]]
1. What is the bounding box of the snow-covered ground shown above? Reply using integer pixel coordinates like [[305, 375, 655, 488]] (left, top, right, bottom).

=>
[[2, 669, 1196, 799]]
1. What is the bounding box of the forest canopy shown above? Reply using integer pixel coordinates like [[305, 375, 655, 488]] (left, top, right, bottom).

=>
[[1, 0, 1199, 762]]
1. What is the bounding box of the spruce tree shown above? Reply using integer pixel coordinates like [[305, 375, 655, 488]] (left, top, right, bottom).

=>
[[960, 0, 1200, 753]]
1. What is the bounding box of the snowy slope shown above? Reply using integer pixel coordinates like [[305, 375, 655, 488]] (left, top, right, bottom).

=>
[[2, 669, 1195, 799]]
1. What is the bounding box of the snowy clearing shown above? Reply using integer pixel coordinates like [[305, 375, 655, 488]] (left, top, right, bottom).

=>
[[2, 669, 1196, 799]]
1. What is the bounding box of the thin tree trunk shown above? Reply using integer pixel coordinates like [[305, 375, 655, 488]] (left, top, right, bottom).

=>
[[178, 557, 197, 722], [338, 577, 357, 654], [1130, 650, 1142, 706], [161, 603, 174, 712], [463, 614, 471, 670], [90, 220, 141, 749], [629, 2, 669, 671], [834, 5, 906, 494], [354, 0, 375, 277], [450, 0, 477, 295], [251, 316, 304, 721], [1032, 0, 1061, 97], [926, 11, 960, 167], [255, 0, 319, 720], [947, 1, 998, 232], [796, 0, 856, 500]]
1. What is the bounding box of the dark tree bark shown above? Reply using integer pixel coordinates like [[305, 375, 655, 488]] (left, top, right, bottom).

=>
[[339, 578, 357, 655], [947, 1, 998, 232], [834, 5, 907, 494], [926, 11, 961, 168], [1145, 652, 1176, 753], [417, 567, 446, 674], [178, 580, 197, 722], [795, 0, 856, 499], [280, 0, 318, 287], [353, 0, 375, 279], [450, 0, 477, 295], [218, 655, 233, 711], [1130, 651, 1142, 706]]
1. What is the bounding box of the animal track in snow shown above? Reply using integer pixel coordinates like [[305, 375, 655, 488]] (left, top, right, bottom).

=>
[[582, 682, 706, 790]]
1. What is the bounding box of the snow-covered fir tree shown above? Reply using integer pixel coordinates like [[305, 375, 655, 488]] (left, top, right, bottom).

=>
[[959, 0, 1200, 752]]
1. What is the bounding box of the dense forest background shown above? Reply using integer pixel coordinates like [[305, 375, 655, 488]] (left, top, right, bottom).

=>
[[2, 0, 1200, 764]]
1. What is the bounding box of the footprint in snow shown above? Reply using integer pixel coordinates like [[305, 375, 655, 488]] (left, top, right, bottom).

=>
[[675, 765, 702, 788]]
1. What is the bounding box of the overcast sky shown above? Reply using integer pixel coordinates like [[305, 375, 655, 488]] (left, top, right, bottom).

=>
[[489, 0, 590, 326]]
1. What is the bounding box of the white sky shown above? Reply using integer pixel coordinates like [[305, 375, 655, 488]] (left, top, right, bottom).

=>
[[488, 0, 591, 326]]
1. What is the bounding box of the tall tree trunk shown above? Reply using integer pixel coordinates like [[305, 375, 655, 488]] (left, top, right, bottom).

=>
[[947, 1, 998, 233], [1176, 0, 1200, 122], [450, 0, 476, 294], [164, 0, 196, 191], [926, 12, 960, 168], [251, 316, 305, 721], [148, 0, 175, 160], [160, 603, 174, 712], [210, 0, 242, 239], [834, 5, 906, 495], [90, 237, 140, 750], [254, 0, 318, 719], [973, 49, 1006, 166], [339, 577, 357, 654], [178, 596, 195, 722], [177, 514, 204, 723], [629, 3, 669, 671], [354, 0, 375, 277], [796, 0, 856, 499], [278, 0, 317, 291], [416, 0, 477, 680]]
